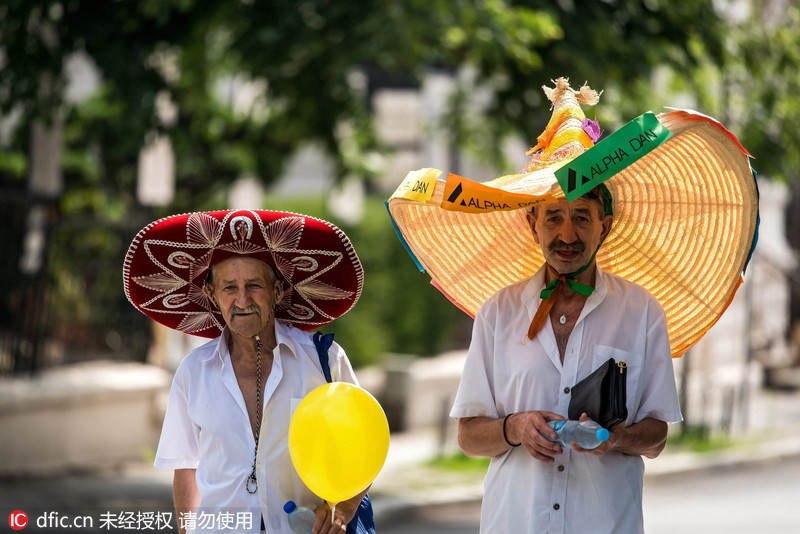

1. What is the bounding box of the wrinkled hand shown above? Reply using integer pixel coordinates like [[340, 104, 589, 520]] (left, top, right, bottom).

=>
[[313, 500, 357, 534], [508, 411, 566, 463], [569, 412, 620, 455]]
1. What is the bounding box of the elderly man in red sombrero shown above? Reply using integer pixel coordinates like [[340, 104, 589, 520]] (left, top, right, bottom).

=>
[[124, 210, 369, 534], [386, 78, 758, 533]]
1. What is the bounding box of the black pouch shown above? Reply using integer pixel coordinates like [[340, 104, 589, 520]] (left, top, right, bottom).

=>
[[568, 358, 628, 429]]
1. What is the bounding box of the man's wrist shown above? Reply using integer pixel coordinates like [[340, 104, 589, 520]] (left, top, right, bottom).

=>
[[503, 413, 521, 447]]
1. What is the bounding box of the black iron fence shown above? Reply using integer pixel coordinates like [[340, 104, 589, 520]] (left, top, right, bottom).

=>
[[0, 189, 152, 376]]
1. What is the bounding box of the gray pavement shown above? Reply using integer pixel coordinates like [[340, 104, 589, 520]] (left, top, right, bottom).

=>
[[3, 388, 800, 531]]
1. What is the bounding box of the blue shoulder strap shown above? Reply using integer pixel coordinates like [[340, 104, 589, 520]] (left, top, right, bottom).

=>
[[312, 331, 335, 383]]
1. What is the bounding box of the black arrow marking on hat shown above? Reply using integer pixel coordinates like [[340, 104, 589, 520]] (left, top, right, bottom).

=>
[[566, 168, 592, 194], [447, 182, 463, 204]]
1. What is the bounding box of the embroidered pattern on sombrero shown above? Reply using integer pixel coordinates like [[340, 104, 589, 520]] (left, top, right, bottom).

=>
[[123, 209, 363, 338]]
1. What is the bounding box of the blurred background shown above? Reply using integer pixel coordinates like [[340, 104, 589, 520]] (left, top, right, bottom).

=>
[[1, 0, 800, 531]]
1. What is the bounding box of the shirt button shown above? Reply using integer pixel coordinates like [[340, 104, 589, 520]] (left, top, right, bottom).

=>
[[563, 387, 570, 394], [553, 504, 560, 510], [557, 465, 565, 472]]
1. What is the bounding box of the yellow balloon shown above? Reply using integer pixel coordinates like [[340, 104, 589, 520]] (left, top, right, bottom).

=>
[[288, 382, 390, 504]]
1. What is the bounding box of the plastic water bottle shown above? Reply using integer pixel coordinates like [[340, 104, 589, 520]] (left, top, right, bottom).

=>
[[283, 501, 315, 534], [547, 420, 609, 450]]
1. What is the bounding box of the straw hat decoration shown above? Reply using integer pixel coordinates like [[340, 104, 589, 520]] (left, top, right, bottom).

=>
[[386, 77, 758, 358]]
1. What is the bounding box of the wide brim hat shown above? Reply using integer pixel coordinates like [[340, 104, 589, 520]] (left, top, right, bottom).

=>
[[386, 78, 759, 358], [124, 209, 364, 338]]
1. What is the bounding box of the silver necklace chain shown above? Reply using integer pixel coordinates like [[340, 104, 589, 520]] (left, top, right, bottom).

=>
[[246, 335, 262, 494]]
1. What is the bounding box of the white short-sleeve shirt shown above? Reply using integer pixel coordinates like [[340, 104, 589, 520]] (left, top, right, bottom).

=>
[[451, 266, 683, 534], [155, 322, 358, 534]]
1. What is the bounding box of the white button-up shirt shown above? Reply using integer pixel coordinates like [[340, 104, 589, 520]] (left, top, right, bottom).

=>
[[451, 266, 682, 534], [155, 322, 358, 534]]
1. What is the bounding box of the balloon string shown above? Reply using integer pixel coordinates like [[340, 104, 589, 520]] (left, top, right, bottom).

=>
[[330, 502, 336, 526]]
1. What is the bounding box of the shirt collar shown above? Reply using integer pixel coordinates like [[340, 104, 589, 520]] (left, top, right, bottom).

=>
[[521, 263, 609, 318], [209, 322, 303, 366], [274, 321, 302, 359], [589, 265, 608, 303], [210, 327, 231, 366]]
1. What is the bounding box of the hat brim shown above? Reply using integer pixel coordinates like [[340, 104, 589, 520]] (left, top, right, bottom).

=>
[[124, 209, 364, 338], [387, 110, 758, 357]]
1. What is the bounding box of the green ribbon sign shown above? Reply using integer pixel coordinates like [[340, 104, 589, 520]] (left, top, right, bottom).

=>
[[554, 112, 672, 201]]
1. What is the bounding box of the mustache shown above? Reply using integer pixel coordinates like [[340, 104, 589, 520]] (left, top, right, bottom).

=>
[[548, 240, 585, 253], [230, 305, 261, 316]]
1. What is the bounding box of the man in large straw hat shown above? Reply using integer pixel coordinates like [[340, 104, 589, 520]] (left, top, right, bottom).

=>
[[124, 209, 368, 534], [386, 78, 758, 533]]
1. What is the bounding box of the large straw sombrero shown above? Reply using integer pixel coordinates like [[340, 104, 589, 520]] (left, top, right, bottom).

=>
[[123, 209, 364, 338], [386, 77, 758, 357]]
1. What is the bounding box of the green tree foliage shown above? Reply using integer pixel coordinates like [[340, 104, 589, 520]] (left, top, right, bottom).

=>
[[1, 1, 730, 199], [450, 0, 728, 163], [720, 4, 800, 181], [0, 0, 559, 206]]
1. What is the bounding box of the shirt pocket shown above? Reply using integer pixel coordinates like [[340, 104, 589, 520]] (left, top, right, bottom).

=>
[[592, 345, 642, 425], [290, 397, 304, 420]]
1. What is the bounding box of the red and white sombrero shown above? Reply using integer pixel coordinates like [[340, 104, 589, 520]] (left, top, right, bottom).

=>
[[123, 209, 364, 338]]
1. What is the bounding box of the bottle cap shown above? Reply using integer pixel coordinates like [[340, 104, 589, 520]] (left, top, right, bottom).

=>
[[596, 428, 610, 442], [283, 501, 297, 514]]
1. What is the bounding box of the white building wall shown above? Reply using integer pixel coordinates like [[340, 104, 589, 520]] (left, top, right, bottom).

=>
[[677, 178, 795, 435]]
